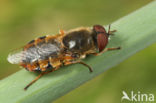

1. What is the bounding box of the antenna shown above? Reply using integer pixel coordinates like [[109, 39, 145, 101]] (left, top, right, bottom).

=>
[[108, 24, 111, 35]]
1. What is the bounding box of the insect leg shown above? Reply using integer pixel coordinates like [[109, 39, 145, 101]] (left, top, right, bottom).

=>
[[24, 67, 58, 90], [92, 47, 121, 56], [64, 61, 93, 72], [77, 61, 93, 72], [24, 72, 45, 90]]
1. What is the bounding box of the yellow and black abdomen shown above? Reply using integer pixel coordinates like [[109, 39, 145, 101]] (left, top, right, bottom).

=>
[[8, 35, 63, 71]]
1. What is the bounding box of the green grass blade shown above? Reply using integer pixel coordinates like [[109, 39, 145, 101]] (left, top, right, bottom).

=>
[[0, 1, 156, 103]]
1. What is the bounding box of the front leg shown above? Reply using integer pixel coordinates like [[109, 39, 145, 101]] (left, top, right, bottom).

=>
[[92, 47, 121, 56]]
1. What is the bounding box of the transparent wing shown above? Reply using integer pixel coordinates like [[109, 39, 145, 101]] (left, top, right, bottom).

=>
[[36, 43, 60, 59], [7, 46, 40, 64], [7, 48, 25, 64], [7, 42, 61, 64]]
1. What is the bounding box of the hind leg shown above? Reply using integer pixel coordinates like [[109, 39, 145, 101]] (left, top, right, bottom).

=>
[[24, 66, 59, 90]]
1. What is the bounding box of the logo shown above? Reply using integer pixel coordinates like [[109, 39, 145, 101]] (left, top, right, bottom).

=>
[[121, 91, 154, 102]]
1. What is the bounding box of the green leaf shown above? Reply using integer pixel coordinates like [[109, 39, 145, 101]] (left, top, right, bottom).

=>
[[0, 1, 156, 103]]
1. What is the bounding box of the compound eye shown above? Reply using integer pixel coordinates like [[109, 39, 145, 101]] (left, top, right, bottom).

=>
[[93, 25, 106, 33], [93, 25, 108, 52], [97, 33, 108, 52]]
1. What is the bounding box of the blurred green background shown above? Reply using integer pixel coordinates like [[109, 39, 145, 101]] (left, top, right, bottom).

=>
[[0, 0, 156, 103]]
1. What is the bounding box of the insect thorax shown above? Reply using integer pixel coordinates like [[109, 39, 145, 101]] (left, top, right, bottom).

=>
[[62, 29, 97, 54]]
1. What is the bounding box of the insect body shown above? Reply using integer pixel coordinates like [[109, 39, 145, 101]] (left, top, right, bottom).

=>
[[7, 25, 120, 90]]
